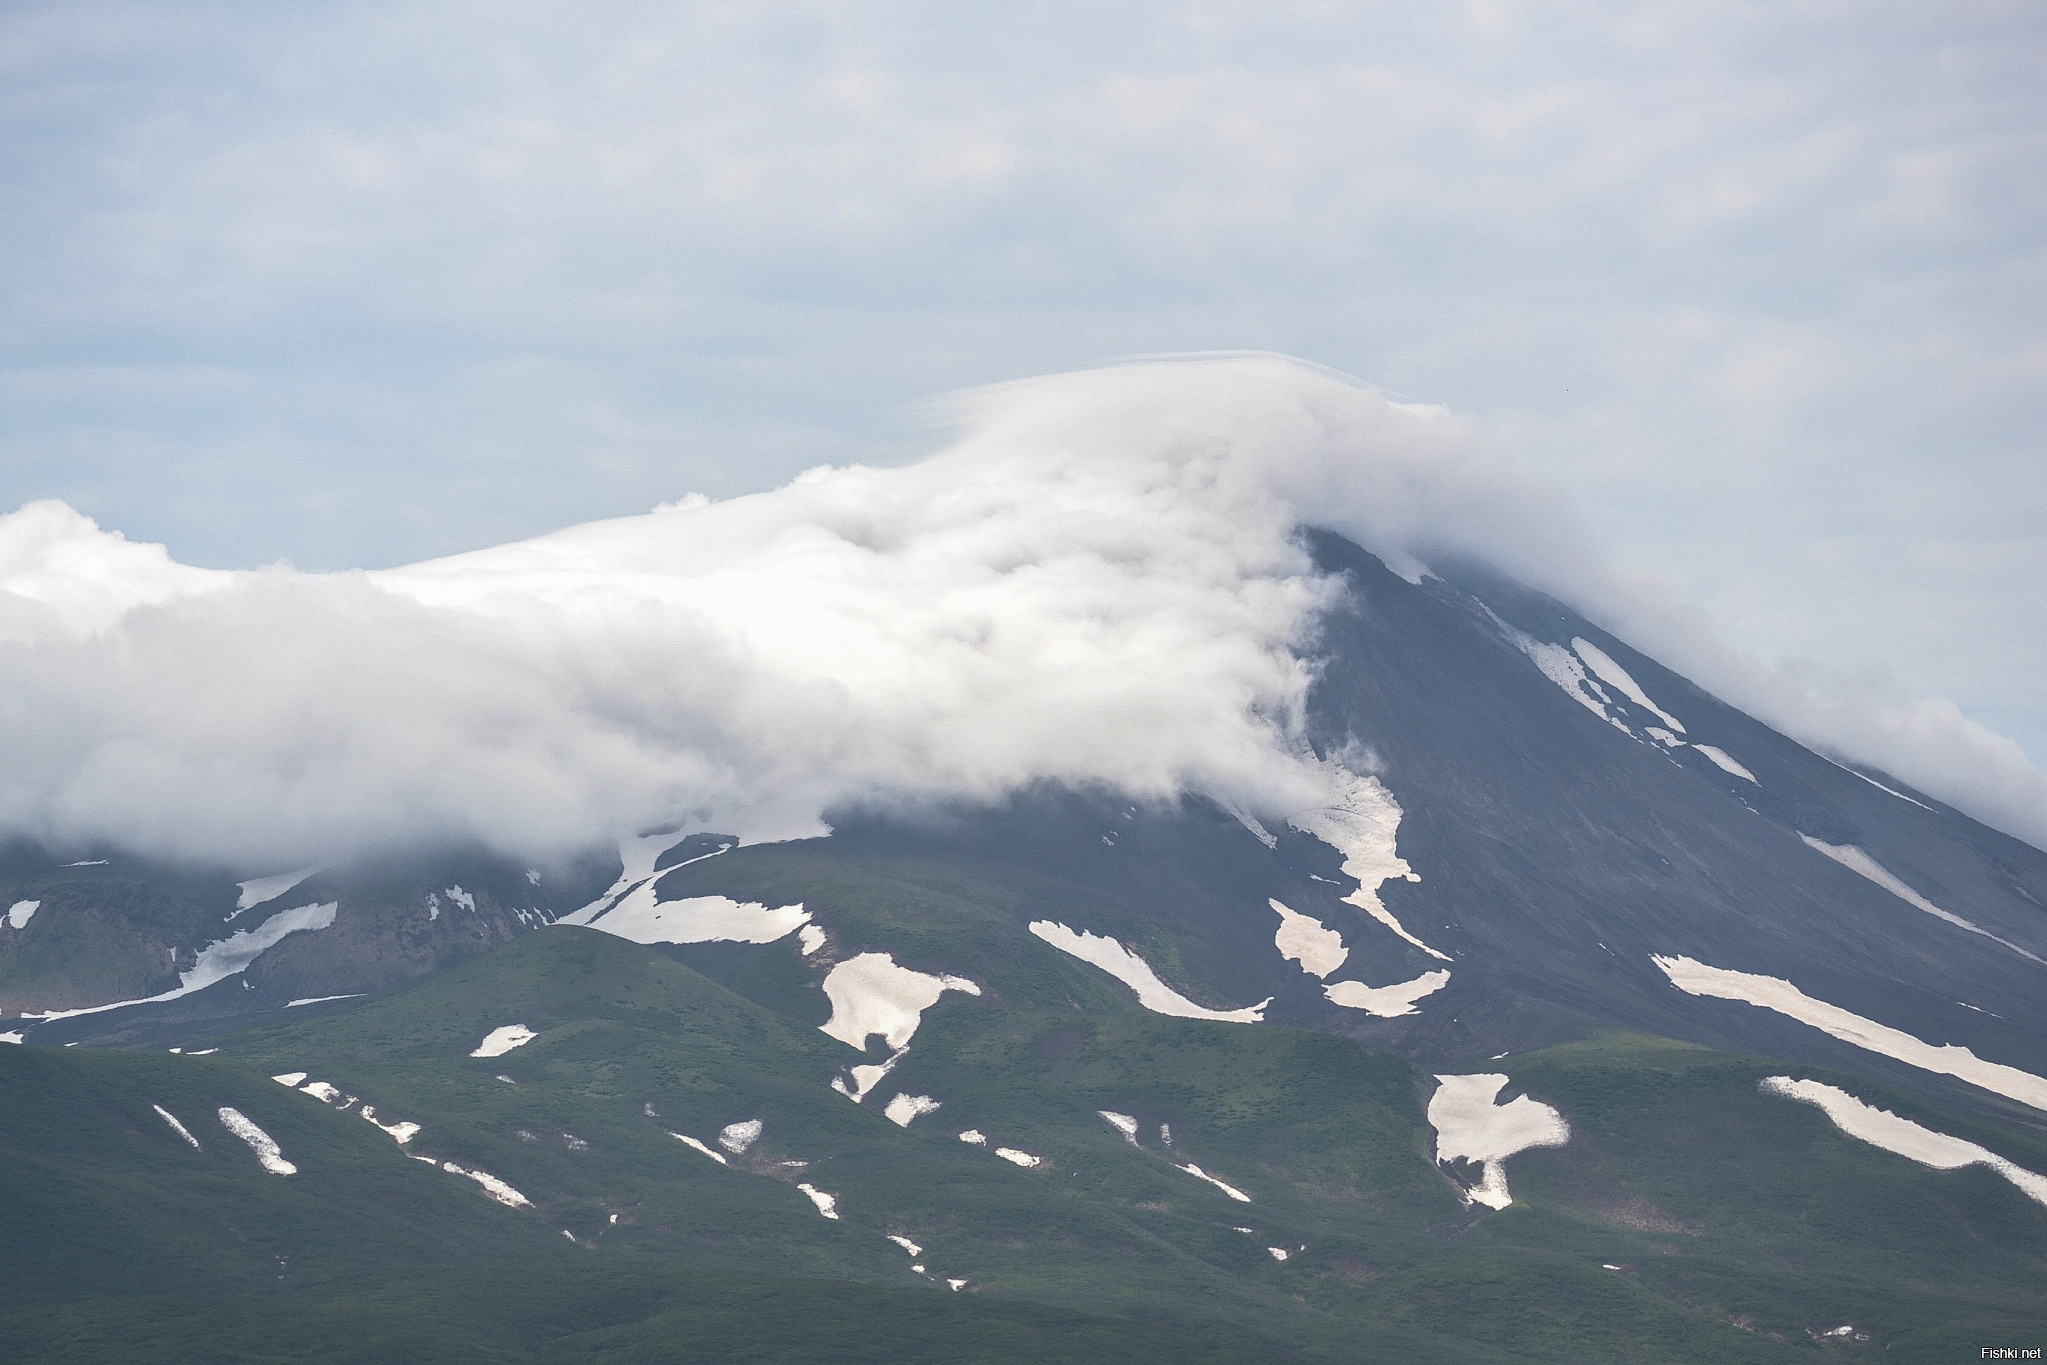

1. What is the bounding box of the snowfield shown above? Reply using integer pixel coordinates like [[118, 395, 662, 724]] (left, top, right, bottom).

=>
[[217, 1107, 296, 1175], [1028, 921, 1268, 1022], [818, 953, 979, 1051], [1285, 770, 1451, 962], [470, 1024, 539, 1057], [6, 899, 39, 929], [569, 884, 809, 947], [1270, 899, 1347, 977], [1323, 969, 1451, 1016], [883, 1093, 943, 1127], [1654, 955, 2047, 1112], [1760, 1077, 2047, 1208], [1427, 1073, 1569, 1210]]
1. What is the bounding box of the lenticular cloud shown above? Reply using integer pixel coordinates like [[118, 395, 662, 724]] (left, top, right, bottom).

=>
[[1, 354, 2039, 866]]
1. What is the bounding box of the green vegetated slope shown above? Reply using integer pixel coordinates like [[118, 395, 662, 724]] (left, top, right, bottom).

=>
[[8, 923, 2046, 1362]]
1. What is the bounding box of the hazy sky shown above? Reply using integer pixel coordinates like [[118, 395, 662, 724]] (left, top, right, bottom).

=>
[[4, 2, 2043, 759]]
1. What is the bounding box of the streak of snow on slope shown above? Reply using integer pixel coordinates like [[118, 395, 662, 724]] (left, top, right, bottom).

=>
[[1799, 835, 2043, 964], [26, 902, 338, 1023], [1285, 770, 1451, 962], [887, 1234, 923, 1257], [1323, 969, 1452, 1016], [441, 1161, 531, 1208], [1505, 627, 1625, 730], [287, 993, 364, 1007], [1270, 899, 1346, 977], [359, 1105, 421, 1144], [995, 1147, 1041, 1168], [1693, 745, 1758, 783], [1760, 1077, 2047, 1208], [797, 1183, 840, 1219], [271, 1071, 308, 1087], [818, 953, 979, 1051], [232, 865, 321, 916], [671, 1132, 728, 1164], [719, 1119, 762, 1154], [1572, 638, 1686, 733], [1029, 921, 1268, 1022], [7, 899, 38, 929], [573, 884, 809, 946], [1654, 955, 2047, 1112], [1099, 1111, 1139, 1143], [884, 1093, 943, 1127], [470, 1024, 538, 1058], [217, 1107, 296, 1174], [152, 1104, 200, 1148], [1841, 765, 1937, 811], [1176, 1163, 1252, 1201], [1426, 1074, 1569, 1210]]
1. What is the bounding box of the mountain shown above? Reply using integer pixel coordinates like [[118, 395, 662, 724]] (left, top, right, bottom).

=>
[[3, 531, 2044, 1362]]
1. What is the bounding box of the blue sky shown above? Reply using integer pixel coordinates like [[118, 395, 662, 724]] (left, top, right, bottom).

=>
[[3, 1, 2043, 760]]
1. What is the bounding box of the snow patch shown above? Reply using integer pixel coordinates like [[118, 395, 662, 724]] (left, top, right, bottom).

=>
[[573, 883, 809, 946], [1572, 638, 1686, 733], [958, 1129, 987, 1146], [1029, 921, 1267, 1022], [287, 993, 363, 1008], [887, 1234, 923, 1257], [232, 865, 321, 915], [1427, 1073, 1569, 1210], [1099, 1110, 1139, 1143], [995, 1147, 1041, 1168], [797, 1183, 840, 1219], [1270, 899, 1346, 977], [0, 1031, 24, 1044], [884, 1093, 943, 1127], [470, 1024, 538, 1058], [671, 1132, 729, 1164], [1654, 955, 2047, 1113], [441, 1161, 531, 1208], [300, 1080, 341, 1103], [1176, 1163, 1251, 1201], [1692, 744, 1758, 783], [1323, 969, 1451, 1016], [819, 953, 979, 1051], [1267, 1246, 1289, 1261], [7, 899, 39, 929], [217, 1107, 296, 1174], [25, 902, 338, 1024], [1799, 835, 2042, 964], [1285, 770, 1450, 962], [1760, 1077, 2047, 1208], [833, 1047, 907, 1104], [152, 1104, 201, 1149], [719, 1119, 763, 1154], [798, 924, 827, 956], [271, 1071, 308, 1087], [359, 1104, 421, 1144]]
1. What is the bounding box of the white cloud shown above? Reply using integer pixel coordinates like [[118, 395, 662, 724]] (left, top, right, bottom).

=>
[[2, 356, 2041, 866]]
